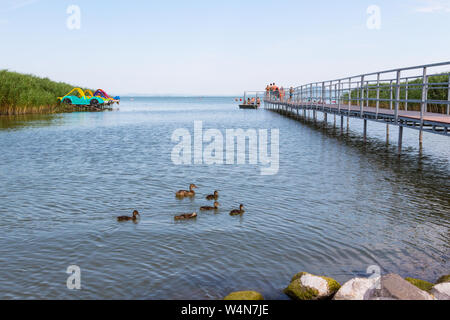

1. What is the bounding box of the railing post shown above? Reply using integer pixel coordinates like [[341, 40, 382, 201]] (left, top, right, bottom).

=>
[[376, 73, 380, 119], [331, 81, 334, 105], [405, 77, 409, 111], [357, 81, 360, 108], [447, 74, 450, 115], [302, 86, 304, 106], [360, 75, 364, 117], [390, 80, 393, 110], [329, 81, 332, 106], [338, 81, 341, 112], [348, 77, 352, 115], [322, 81, 326, 110], [395, 70, 401, 124], [330, 81, 337, 104], [366, 81, 370, 108]]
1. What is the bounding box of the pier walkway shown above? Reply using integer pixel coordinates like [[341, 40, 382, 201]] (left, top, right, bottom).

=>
[[262, 62, 450, 151]]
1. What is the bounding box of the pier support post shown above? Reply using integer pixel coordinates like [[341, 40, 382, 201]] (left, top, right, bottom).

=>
[[363, 119, 367, 142], [398, 126, 403, 153], [386, 124, 390, 144], [340, 115, 344, 132], [324, 113, 327, 123]]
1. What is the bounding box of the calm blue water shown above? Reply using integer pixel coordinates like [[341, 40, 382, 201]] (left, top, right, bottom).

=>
[[0, 97, 448, 299]]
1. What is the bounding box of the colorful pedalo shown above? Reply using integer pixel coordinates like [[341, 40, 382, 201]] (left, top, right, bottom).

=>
[[57, 88, 120, 106]]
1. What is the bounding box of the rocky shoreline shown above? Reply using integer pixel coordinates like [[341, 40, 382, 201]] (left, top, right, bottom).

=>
[[224, 273, 450, 301]]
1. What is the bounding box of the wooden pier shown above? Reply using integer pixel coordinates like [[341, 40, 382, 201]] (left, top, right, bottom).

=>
[[263, 62, 450, 152]]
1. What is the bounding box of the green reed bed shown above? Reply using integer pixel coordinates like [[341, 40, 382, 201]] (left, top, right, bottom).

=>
[[0, 70, 92, 115]]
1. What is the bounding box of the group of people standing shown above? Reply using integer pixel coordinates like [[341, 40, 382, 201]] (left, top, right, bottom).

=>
[[266, 83, 295, 102], [245, 97, 261, 106]]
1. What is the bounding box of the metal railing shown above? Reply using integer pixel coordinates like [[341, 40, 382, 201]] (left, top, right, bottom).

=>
[[265, 62, 450, 124]]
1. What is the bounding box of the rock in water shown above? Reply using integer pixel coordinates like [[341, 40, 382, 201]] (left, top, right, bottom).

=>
[[224, 291, 264, 300], [367, 274, 434, 300], [333, 277, 380, 300], [430, 283, 450, 300], [436, 275, 450, 284], [284, 272, 340, 300]]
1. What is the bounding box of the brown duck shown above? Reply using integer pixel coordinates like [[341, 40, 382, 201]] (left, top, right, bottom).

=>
[[230, 205, 245, 216], [176, 184, 198, 197], [200, 201, 220, 211], [117, 210, 140, 222], [174, 212, 197, 221], [206, 191, 219, 201]]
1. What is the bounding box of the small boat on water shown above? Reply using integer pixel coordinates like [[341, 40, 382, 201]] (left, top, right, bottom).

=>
[[239, 104, 259, 109], [239, 91, 264, 110]]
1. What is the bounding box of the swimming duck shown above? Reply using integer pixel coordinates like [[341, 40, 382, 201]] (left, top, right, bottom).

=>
[[174, 212, 197, 221], [176, 184, 198, 197], [200, 202, 220, 211], [206, 191, 219, 201], [230, 205, 245, 216], [117, 210, 140, 222]]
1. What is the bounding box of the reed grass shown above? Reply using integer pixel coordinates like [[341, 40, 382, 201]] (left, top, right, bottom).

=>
[[0, 70, 92, 115]]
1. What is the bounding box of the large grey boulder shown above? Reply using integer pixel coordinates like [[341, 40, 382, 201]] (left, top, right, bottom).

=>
[[367, 274, 434, 300], [333, 277, 380, 300], [430, 283, 450, 300], [334, 274, 436, 300]]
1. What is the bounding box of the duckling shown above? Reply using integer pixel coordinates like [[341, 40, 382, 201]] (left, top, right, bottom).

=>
[[174, 212, 197, 221], [176, 184, 198, 197], [230, 204, 245, 216], [117, 210, 140, 222], [200, 201, 220, 211], [206, 190, 219, 201]]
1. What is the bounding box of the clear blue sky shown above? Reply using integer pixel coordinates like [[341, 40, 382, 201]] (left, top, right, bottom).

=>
[[1, 0, 449, 95]]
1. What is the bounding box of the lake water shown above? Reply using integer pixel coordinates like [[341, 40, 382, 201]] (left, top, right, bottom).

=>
[[0, 97, 448, 299]]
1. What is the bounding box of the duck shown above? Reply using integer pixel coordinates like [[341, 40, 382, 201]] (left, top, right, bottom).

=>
[[230, 204, 245, 216], [200, 201, 220, 211], [206, 190, 219, 201], [174, 212, 197, 221], [117, 210, 140, 222], [176, 184, 198, 197]]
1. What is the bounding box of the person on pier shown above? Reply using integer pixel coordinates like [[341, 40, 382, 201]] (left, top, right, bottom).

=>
[[273, 83, 279, 101]]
